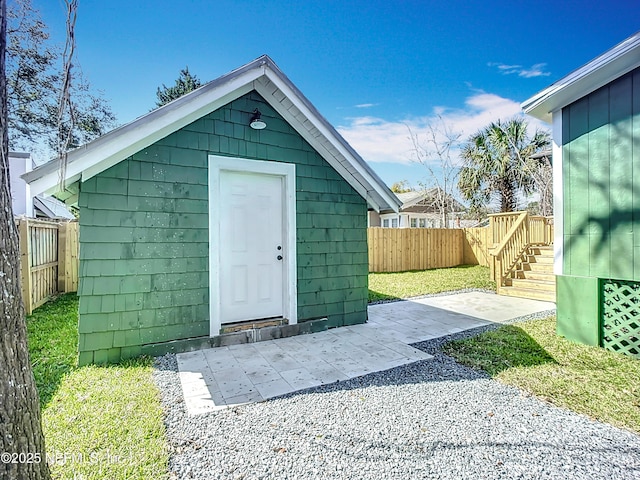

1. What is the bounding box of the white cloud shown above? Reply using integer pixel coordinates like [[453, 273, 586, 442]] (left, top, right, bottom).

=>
[[337, 116, 415, 164], [518, 63, 551, 78], [337, 92, 550, 165], [354, 103, 378, 108], [488, 62, 551, 78], [490, 63, 522, 75]]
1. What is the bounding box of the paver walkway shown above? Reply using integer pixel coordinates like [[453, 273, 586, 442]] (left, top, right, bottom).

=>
[[177, 292, 555, 415]]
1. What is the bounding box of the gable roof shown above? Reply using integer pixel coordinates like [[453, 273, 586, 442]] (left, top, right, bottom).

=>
[[33, 195, 76, 219], [522, 31, 640, 122], [394, 188, 466, 212], [395, 191, 423, 206], [23, 55, 400, 213]]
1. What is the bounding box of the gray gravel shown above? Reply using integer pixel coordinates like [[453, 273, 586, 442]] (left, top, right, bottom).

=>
[[154, 308, 640, 480]]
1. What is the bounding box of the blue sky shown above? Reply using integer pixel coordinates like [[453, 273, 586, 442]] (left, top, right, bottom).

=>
[[37, 0, 639, 188]]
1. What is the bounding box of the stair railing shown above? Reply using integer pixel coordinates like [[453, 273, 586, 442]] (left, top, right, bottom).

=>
[[488, 212, 522, 245], [528, 215, 554, 245], [489, 211, 530, 293]]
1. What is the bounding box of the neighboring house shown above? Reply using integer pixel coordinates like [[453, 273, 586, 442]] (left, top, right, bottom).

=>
[[33, 195, 77, 220], [23, 55, 401, 365], [369, 188, 466, 228], [10, 152, 75, 219], [523, 32, 640, 358]]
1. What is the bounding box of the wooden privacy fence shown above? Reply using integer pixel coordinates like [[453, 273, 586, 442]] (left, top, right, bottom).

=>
[[16, 218, 79, 314], [368, 227, 492, 273], [368, 213, 554, 274], [462, 227, 492, 267]]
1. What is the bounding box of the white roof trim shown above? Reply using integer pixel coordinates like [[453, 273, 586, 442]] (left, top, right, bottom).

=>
[[522, 31, 640, 123], [23, 55, 400, 213], [398, 190, 432, 209]]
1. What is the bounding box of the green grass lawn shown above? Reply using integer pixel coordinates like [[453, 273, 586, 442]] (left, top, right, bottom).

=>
[[443, 316, 640, 434], [368, 264, 494, 302], [27, 294, 168, 479]]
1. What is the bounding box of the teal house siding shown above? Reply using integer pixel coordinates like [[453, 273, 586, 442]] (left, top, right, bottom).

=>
[[561, 67, 640, 280], [523, 34, 640, 357], [77, 155, 210, 364], [77, 91, 369, 365], [558, 66, 640, 352]]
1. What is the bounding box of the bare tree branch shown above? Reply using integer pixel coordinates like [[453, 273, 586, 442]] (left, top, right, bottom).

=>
[[56, 0, 77, 190], [407, 116, 462, 228]]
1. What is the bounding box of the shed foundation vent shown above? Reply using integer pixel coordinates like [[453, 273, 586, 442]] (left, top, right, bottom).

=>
[[601, 279, 640, 359]]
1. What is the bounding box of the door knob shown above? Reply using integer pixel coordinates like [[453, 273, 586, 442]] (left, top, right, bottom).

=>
[[277, 255, 283, 261]]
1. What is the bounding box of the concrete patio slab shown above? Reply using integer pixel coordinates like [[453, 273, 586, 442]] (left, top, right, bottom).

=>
[[408, 291, 556, 323], [177, 291, 555, 415]]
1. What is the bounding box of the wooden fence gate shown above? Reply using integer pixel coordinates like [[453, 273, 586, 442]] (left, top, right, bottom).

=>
[[16, 218, 79, 314]]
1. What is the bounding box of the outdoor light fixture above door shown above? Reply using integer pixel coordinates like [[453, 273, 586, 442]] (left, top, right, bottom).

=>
[[249, 109, 266, 130]]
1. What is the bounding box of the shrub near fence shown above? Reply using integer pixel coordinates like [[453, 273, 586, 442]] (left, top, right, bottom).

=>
[[16, 218, 79, 314], [368, 227, 492, 273]]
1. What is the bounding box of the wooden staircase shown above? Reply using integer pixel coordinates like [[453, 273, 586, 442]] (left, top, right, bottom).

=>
[[489, 211, 556, 304], [499, 245, 556, 302]]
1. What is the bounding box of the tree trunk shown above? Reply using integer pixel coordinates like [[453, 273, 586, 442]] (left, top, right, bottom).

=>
[[499, 179, 517, 213], [0, 0, 51, 478]]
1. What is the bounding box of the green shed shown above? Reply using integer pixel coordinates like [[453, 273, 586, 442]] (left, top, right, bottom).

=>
[[23, 56, 400, 365], [523, 32, 640, 358]]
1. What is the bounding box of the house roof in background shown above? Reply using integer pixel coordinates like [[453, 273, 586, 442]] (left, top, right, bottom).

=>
[[522, 31, 640, 122], [529, 149, 552, 159], [33, 196, 76, 219], [22, 55, 401, 213], [395, 191, 424, 206], [394, 188, 465, 212]]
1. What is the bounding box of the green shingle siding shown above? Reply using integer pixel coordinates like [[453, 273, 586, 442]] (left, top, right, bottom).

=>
[[77, 91, 369, 364]]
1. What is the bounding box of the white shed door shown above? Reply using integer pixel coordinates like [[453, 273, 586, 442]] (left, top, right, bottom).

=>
[[219, 170, 284, 323]]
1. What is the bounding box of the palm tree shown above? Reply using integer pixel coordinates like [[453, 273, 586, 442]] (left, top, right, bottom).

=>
[[458, 118, 550, 212]]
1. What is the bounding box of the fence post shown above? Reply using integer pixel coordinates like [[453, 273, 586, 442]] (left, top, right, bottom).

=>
[[58, 222, 67, 293], [57, 221, 79, 293], [495, 255, 502, 294], [489, 215, 496, 245], [18, 219, 33, 315], [70, 222, 79, 292], [489, 252, 495, 283]]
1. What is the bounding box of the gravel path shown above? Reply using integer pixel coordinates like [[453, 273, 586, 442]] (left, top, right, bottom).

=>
[[154, 313, 640, 480]]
